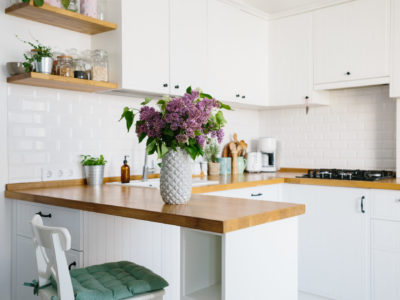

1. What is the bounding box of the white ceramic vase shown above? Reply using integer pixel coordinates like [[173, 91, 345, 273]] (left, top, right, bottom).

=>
[[160, 149, 192, 204]]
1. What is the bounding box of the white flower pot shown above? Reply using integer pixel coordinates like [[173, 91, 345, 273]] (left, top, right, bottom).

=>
[[160, 149, 192, 204]]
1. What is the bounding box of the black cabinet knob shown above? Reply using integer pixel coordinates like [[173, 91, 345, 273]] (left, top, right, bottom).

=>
[[36, 211, 52, 218], [236, 94, 240, 98], [163, 83, 168, 87], [305, 96, 309, 100], [242, 96, 246, 99], [346, 72, 351, 76], [174, 85, 179, 89]]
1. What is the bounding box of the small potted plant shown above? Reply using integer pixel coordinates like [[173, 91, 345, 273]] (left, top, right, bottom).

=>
[[18, 37, 53, 74], [81, 155, 107, 186], [204, 139, 220, 176]]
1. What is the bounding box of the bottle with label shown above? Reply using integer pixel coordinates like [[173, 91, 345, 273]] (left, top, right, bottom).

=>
[[121, 155, 130, 183]]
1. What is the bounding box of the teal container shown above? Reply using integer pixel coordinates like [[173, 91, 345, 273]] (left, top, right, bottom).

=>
[[217, 157, 231, 175]]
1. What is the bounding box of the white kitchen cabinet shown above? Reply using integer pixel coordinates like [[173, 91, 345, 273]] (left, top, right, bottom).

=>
[[390, 0, 400, 98], [207, 0, 268, 107], [284, 184, 370, 300], [313, 0, 390, 90], [170, 0, 207, 96], [268, 13, 328, 107], [370, 190, 400, 300]]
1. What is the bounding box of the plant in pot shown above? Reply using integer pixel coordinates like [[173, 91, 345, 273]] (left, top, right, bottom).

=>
[[17, 37, 53, 74], [81, 155, 107, 186], [204, 139, 220, 176], [120, 87, 231, 205]]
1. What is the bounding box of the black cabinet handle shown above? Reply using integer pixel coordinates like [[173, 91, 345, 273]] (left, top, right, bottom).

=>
[[251, 193, 263, 197], [174, 85, 179, 89], [68, 261, 77, 270], [236, 94, 240, 98], [346, 72, 351, 76], [242, 96, 246, 99], [36, 211, 52, 218], [163, 83, 168, 87], [361, 196, 366, 214]]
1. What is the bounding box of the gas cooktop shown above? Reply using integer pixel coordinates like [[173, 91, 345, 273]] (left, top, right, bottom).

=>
[[297, 169, 395, 181]]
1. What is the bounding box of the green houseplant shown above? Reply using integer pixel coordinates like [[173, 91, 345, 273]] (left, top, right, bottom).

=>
[[80, 155, 107, 185], [204, 139, 220, 176], [18, 37, 53, 74]]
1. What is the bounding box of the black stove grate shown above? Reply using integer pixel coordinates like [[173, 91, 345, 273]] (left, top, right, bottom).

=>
[[297, 169, 395, 181]]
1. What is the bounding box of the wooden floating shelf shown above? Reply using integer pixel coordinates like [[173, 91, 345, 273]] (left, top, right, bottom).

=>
[[5, 1, 117, 35], [7, 72, 118, 93]]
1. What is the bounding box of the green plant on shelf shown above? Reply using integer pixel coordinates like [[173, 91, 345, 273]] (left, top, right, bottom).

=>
[[22, 0, 44, 7], [17, 36, 52, 72], [80, 155, 107, 166]]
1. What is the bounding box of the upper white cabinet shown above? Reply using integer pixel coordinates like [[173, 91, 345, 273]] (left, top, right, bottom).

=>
[[207, 0, 268, 107], [313, 0, 390, 90], [170, 0, 207, 96], [268, 12, 328, 107], [390, 0, 400, 98]]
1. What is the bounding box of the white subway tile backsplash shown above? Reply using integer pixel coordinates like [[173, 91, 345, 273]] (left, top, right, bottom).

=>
[[260, 86, 395, 170]]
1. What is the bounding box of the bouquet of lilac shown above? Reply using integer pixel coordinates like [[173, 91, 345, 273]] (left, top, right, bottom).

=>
[[120, 87, 231, 160]]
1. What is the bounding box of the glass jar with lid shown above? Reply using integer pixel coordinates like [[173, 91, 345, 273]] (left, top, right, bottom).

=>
[[92, 49, 108, 82], [73, 59, 88, 79], [57, 56, 74, 77]]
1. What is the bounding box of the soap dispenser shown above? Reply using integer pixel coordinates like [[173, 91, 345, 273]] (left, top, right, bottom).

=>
[[121, 155, 130, 183]]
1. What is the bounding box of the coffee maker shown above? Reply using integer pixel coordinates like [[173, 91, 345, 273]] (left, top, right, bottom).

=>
[[259, 137, 277, 172]]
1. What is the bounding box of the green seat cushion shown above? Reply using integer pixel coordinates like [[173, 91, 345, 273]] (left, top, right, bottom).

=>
[[51, 261, 168, 300]]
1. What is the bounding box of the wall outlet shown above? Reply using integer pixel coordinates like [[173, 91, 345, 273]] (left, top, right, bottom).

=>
[[41, 167, 75, 181]]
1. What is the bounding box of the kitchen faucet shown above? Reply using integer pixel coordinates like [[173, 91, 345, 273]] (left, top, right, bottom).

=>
[[142, 153, 155, 182]]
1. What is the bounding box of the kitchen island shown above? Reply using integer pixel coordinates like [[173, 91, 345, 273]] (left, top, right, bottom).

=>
[[6, 179, 304, 300]]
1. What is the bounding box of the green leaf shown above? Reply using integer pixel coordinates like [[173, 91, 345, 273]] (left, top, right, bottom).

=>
[[200, 93, 212, 99], [141, 97, 152, 106], [157, 100, 166, 105], [146, 139, 157, 155], [124, 111, 134, 132], [215, 111, 226, 127], [163, 128, 174, 136], [160, 143, 169, 157], [194, 130, 202, 136], [138, 132, 146, 143], [61, 0, 70, 9], [22, 0, 30, 3], [186, 86, 192, 94], [219, 102, 232, 110], [34, 0, 44, 6], [185, 146, 197, 160]]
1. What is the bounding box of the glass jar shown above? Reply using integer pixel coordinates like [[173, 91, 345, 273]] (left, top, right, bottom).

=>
[[81, 50, 93, 80], [73, 59, 88, 79], [97, 0, 106, 20], [80, 0, 97, 18], [92, 49, 108, 82], [57, 56, 74, 77], [67, 0, 79, 12], [52, 51, 64, 75], [44, 0, 61, 8]]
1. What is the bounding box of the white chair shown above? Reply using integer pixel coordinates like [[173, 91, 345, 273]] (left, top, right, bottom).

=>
[[30, 215, 166, 300]]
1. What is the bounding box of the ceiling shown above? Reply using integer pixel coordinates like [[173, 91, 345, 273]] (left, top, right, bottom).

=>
[[242, 0, 330, 14]]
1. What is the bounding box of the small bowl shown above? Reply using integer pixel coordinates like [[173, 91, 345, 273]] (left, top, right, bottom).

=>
[[6, 62, 26, 76]]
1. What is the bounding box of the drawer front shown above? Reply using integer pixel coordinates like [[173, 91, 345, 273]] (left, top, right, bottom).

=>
[[16, 201, 83, 251], [15, 235, 82, 300], [372, 220, 400, 252], [372, 190, 400, 221], [205, 184, 281, 202], [372, 250, 400, 300]]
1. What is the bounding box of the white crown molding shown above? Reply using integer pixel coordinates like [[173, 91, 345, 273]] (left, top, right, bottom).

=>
[[269, 0, 355, 20], [223, 0, 271, 20]]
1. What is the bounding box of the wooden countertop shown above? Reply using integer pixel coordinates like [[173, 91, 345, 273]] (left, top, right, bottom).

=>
[[5, 183, 305, 234]]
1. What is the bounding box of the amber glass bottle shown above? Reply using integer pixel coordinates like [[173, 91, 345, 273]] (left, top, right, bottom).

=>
[[121, 156, 130, 183]]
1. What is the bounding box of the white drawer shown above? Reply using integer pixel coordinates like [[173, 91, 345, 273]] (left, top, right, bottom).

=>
[[205, 184, 282, 202], [372, 220, 400, 252], [16, 201, 83, 251], [372, 190, 400, 221]]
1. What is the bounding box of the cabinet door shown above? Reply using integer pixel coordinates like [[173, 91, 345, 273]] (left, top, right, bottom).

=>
[[170, 0, 207, 96], [207, 0, 242, 103], [121, 0, 170, 94], [313, 0, 389, 87], [236, 10, 268, 106], [284, 184, 370, 300], [269, 13, 312, 107], [204, 184, 282, 202]]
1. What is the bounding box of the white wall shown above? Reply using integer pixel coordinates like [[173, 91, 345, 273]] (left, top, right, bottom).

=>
[[260, 86, 396, 170]]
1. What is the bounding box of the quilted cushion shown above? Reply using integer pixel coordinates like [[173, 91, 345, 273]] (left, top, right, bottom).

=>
[[51, 261, 168, 300]]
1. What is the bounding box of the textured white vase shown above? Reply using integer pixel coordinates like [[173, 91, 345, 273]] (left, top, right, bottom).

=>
[[160, 149, 192, 204]]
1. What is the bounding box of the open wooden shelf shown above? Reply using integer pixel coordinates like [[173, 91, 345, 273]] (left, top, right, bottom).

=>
[[7, 72, 118, 93], [5, 1, 117, 35]]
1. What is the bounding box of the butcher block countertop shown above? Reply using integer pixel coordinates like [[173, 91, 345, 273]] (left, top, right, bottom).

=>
[[6, 169, 400, 233]]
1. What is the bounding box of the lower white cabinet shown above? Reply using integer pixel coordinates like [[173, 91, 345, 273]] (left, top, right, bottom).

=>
[[370, 190, 400, 300], [204, 184, 282, 202]]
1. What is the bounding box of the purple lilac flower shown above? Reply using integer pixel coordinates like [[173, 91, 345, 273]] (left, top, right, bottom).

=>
[[136, 106, 165, 138], [196, 135, 206, 148], [176, 134, 188, 144]]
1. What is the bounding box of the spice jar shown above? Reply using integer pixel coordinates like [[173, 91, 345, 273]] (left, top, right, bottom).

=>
[[81, 50, 93, 80], [57, 56, 74, 77], [92, 49, 108, 82], [52, 52, 64, 75], [73, 59, 88, 79], [67, 0, 79, 12], [97, 0, 106, 20], [80, 0, 97, 18]]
